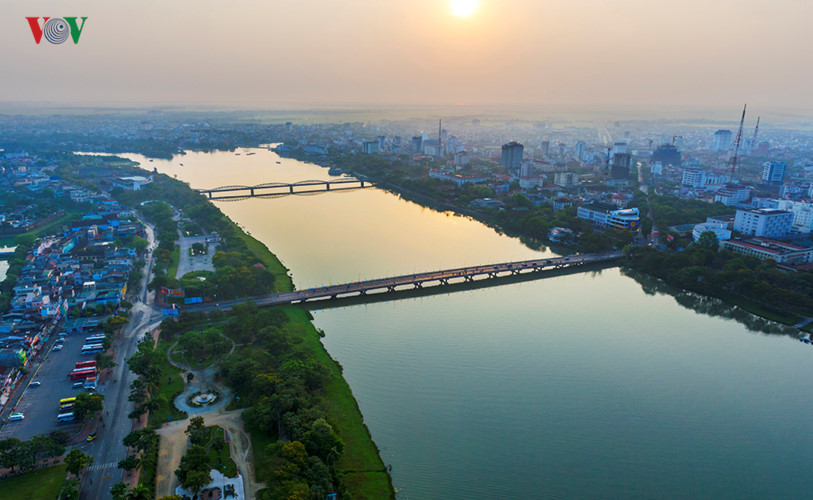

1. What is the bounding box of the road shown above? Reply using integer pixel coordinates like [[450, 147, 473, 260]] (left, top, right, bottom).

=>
[[183, 252, 624, 313], [81, 220, 163, 500]]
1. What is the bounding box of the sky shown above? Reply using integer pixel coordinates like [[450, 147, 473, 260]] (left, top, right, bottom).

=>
[[2, 0, 813, 111]]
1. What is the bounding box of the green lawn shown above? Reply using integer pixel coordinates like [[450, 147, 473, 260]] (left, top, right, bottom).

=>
[[205, 425, 238, 478], [245, 422, 277, 481], [167, 245, 181, 280], [0, 463, 68, 500], [280, 307, 393, 498], [148, 342, 188, 426]]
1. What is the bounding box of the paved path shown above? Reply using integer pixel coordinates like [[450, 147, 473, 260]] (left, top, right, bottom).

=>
[[175, 234, 218, 280]]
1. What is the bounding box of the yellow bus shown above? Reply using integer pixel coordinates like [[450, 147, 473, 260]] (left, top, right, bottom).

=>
[[58, 397, 76, 407]]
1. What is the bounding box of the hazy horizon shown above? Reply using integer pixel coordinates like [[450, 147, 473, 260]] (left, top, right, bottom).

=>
[[2, 1, 813, 113]]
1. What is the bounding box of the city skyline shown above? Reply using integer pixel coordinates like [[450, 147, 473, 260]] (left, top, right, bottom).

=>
[[2, 0, 812, 111]]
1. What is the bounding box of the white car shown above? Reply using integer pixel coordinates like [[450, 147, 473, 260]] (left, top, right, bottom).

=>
[[29, 381, 41, 388], [8, 413, 24, 422], [52, 345, 63, 351]]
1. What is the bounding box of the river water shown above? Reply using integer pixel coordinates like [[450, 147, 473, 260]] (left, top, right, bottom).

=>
[[119, 148, 813, 499]]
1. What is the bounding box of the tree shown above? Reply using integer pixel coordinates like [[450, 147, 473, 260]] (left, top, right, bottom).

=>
[[123, 428, 157, 454], [301, 419, 344, 462], [59, 478, 80, 500], [117, 455, 141, 471], [48, 430, 71, 447], [124, 483, 154, 500], [183, 469, 212, 497], [111, 482, 129, 500], [96, 352, 117, 371], [697, 230, 719, 251], [0, 437, 21, 470], [185, 416, 207, 446], [175, 445, 211, 494], [65, 448, 94, 475], [73, 392, 104, 421]]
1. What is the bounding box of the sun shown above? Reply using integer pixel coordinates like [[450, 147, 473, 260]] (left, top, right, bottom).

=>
[[450, 0, 479, 18]]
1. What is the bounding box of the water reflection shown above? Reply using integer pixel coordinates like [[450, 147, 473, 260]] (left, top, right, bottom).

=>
[[622, 268, 798, 336]]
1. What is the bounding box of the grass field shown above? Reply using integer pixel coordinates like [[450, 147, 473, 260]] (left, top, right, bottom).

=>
[[205, 425, 238, 478], [280, 307, 394, 499], [0, 463, 69, 500], [167, 245, 181, 280], [227, 220, 293, 292], [148, 342, 188, 426]]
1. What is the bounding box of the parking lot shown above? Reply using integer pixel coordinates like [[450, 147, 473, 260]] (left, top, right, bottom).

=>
[[0, 330, 103, 441]]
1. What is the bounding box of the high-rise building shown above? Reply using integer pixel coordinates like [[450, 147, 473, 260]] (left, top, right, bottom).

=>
[[411, 136, 423, 153], [540, 141, 550, 155], [651, 144, 681, 166], [612, 142, 627, 155], [610, 153, 632, 179], [362, 141, 380, 154], [713, 130, 733, 153], [501, 141, 524, 172], [733, 208, 793, 238], [762, 161, 786, 183], [575, 141, 586, 161]]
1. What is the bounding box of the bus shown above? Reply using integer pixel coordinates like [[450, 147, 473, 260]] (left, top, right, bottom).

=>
[[59, 403, 74, 413], [59, 397, 76, 407], [57, 413, 75, 423], [75, 361, 97, 370], [70, 368, 97, 381], [81, 344, 104, 355], [85, 335, 106, 343]]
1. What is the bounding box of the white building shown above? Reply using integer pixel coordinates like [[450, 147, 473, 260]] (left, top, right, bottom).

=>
[[762, 161, 786, 183], [692, 222, 732, 243], [722, 238, 813, 265], [553, 172, 579, 187], [733, 208, 793, 238], [114, 176, 151, 191], [714, 185, 751, 206], [576, 202, 640, 231], [776, 200, 813, 233], [712, 130, 732, 153]]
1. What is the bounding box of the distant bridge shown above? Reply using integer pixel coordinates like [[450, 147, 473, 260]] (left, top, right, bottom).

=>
[[197, 177, 374, 200], [180, 251, 624, 312]]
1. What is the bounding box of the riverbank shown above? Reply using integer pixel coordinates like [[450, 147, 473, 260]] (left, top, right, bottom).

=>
[[278, 148, 809, 332], [114, 163, 394, 498]]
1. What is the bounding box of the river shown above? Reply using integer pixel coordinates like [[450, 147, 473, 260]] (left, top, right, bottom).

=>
[[118, 148, 813, 499]]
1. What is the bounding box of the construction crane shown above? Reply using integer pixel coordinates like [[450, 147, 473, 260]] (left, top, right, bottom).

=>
[[728, 104, 747, 182], [750, 116, 760, 153]]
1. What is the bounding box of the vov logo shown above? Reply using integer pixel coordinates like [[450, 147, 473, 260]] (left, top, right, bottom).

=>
[[26, 17, 88, 45]]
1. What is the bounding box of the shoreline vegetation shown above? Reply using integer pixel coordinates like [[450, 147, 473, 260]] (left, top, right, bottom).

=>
[[53, 154, 394, 499], [276, 147, 813, 332]]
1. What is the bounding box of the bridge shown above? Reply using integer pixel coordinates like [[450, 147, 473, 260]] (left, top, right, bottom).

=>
[[180, 251, 624, 312], [197, 177, 374, 200]]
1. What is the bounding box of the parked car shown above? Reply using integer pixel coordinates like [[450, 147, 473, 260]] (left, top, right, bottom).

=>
[[52, 345, 63, 351], [8, 413, 24, 422], [29, 381, 41, 387]]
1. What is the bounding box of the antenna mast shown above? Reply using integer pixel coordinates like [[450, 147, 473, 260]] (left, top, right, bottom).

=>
[[728, 104, 747, 183]]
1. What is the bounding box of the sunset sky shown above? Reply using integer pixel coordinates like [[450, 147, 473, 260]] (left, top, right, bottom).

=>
[[2, 0, 812, 110]]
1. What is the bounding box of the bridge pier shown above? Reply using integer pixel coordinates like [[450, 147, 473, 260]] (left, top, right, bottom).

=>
[[250, 188, 255, 196], [289, 185, 294, 193], [387, 286, 395, 292], [360, 180, 365, 187], [326, 182, 330, 191], [488, 272, 497, 278], [439, 278, 449, 285], [414, 282, 423, 289], [464, 276, 474, 282], [208, 192, 212, 199], [358, 290, 367, 296]]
